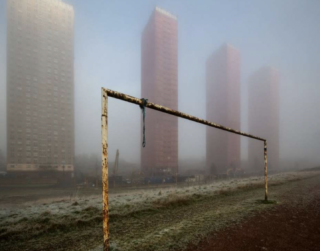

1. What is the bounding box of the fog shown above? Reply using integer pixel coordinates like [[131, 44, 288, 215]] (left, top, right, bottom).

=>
[[1, 0, 320, 170]]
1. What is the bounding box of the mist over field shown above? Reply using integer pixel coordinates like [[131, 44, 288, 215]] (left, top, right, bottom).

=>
[[1, 0, 320, 173]]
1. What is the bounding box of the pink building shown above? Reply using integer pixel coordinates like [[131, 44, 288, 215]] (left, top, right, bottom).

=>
[[248, 67, 279, 171], [206, 44, 241, 174], [141, 7, 178, 177]]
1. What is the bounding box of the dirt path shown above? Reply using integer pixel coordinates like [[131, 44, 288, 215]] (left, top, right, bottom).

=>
[[184, 175, 320, 251]]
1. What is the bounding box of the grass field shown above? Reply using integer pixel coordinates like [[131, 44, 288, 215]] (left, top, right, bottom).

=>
[[0, 170, 319, 251]]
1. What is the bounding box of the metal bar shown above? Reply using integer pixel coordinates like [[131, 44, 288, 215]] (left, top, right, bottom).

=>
[[101, 89, 109, 251], [103, 88, 265, 142], [264, 140, 268, 201], [101, 87, 269, 250]]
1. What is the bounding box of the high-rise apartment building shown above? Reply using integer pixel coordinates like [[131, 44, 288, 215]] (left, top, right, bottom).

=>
[[141, 7, 178, 177], [6, 0, 74, 177], [248, 67, 279, 171], [206, 44, 241, 174]]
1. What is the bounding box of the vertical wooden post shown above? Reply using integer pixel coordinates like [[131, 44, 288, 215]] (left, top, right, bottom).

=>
[[264, 140, 268, 201], [101, 89, 109, 251]]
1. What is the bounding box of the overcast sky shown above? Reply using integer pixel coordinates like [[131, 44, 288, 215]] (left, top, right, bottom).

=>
[[0, 0, 320, 166]]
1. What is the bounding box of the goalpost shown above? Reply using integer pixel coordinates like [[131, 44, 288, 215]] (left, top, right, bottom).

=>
[[101, 88, 268, 251]]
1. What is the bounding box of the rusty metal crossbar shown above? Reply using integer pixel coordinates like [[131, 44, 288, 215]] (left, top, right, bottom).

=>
[[101, 87, 268, 251]]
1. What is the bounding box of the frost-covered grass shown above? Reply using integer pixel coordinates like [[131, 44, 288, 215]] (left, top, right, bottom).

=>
[[1, 170, 319, 251]]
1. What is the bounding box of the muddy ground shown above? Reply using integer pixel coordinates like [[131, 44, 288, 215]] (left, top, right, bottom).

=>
[[0, 171, 319, 251], [185, 173, 320, 251]]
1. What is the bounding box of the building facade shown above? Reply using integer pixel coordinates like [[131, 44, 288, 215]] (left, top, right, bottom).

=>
[[248, 67, 279, 171], [206, 44, 241, 174], [141, 7, 178, 177], [6, 0, 74, 177]]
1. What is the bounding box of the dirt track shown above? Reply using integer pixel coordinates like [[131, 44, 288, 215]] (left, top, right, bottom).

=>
[[184, 174, 320, 251]]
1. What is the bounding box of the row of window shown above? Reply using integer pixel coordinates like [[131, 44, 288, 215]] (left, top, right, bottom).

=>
[[11, 155, 73, 159], [8, 46, 72, 58], [9, 165, 74, 169], [9, 91, 72, 101], [10, 150, 73, 154], [9, 125, 73, 132], [8, 99, 73, 109], [10, 150, 73, 156], [8, 35, 73, 50], [8, 108, 72, 116], [9, 52, 72, 66], [9, 134, 73, 141], [9, 3, 73, 18], [9, 159, 73, 165], [10, 146, 73, 153], [9, 140, 73, 146], [8, 81, 73, 92]]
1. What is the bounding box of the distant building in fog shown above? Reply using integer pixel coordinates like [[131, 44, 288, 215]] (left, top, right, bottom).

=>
[[6, 0, 74, 178], [141, 7, 178, 177], [248, 67, 279, 171], [206, 43, 241, 174]]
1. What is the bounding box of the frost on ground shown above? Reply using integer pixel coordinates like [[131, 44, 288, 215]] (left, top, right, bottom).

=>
[[0, 171, 319, 251], [0, 171, 314, 220]]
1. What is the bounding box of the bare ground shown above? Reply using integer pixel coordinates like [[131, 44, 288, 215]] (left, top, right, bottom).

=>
[[184, 174, 320, 251]]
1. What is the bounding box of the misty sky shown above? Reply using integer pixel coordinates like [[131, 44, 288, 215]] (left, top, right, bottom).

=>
[[0, 0, 320, 165]]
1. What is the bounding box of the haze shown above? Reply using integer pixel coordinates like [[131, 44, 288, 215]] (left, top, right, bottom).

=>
[[0, 0, 320, 169]]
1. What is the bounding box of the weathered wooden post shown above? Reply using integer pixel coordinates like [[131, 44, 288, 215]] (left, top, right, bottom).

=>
[[101, 89, 109, 251], [264, 140, 268, 201]]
